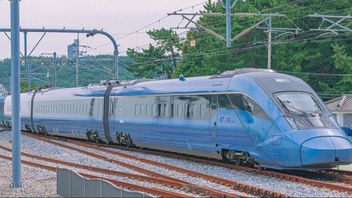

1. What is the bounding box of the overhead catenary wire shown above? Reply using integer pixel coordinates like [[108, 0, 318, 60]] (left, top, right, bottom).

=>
[[121, 0, 343, 52], [93, 0, 343, 55]]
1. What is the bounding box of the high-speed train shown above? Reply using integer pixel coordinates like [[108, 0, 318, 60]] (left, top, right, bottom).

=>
[[1, 68, 351, 170]]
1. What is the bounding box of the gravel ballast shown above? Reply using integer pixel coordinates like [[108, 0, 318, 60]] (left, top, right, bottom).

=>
[[0, 132, 248, 197], [0, 158, 58, 197], [0, 131, 351, 197]]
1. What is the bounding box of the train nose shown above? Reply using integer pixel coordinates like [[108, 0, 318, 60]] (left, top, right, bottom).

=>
[[301, 137, 352, 166]]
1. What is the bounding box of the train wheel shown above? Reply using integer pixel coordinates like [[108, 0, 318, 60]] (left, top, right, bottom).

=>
[[86, 130, 103, 143], [5, 121, 11, 129], [37, 125, 48, 136], [222, 149, 252, 166], [116, 132, 133, 147], [24, 124, 31, 133], [86, 130, 92, 141]]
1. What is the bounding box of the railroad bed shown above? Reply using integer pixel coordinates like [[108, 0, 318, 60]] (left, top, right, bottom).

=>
[[0, 131, 351, 197], [0, 156, 58, 197]]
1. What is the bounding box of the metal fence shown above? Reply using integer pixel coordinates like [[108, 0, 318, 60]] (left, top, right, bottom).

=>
[[57, 168, 151, 198]]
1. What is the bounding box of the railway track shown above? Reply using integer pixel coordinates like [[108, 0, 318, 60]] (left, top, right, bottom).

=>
[[0, 144, 247, 197], [0, 154, 188, 198], [27, 133, 352, 195], [318, 169, 352, 184], [24, 132, 287, 197], [107, 143, 352, 194]]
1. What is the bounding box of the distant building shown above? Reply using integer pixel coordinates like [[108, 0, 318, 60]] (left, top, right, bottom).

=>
[[67, 39, 79, 61], [326, 94, 352, 128]]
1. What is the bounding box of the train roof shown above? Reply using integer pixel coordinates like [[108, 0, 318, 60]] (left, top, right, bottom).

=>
[[18, 68, 312, 99]]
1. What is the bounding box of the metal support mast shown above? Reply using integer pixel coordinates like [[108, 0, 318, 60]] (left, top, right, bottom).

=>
[[10, 0, 22, 188], [53, 52, 57, 88], [267, 16, 272, 69], [169, 12, 300, 69], [23, 32, 30, 92], [226, 0, 232, 48], [1, 28, 120, 86], [41, 52, 58, 87], [75, 35, 80, 87], [220, 0, 240, 48]]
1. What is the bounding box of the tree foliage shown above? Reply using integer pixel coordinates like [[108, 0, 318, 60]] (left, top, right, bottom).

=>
[[0, 56, 134, 93], [126, 28, 182, 78], [1, 0, 352, 100], [125, 0, 352, 100]]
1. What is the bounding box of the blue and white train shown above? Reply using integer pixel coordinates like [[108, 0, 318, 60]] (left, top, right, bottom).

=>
[[1, 68, 351, 170]]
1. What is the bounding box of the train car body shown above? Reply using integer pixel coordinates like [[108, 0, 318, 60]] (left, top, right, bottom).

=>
[[1, 68, 352, 170]]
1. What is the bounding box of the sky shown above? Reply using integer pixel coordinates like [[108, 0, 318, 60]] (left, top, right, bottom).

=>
[[0, 0, 207, 59]]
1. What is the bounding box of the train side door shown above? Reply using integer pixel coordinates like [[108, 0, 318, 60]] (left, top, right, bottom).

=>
[[209, 95, 219, 138], [110, 96, 118, 139]]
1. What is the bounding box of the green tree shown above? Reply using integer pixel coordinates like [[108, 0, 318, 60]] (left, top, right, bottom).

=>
[[174, 0, 352, 100], [147, 28, 182, 72], [331, 43, 352, 92], [126, 28, 182, 78], [126, 45, 168, 78]]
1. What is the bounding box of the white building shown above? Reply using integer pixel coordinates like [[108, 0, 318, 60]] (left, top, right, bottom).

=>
[[326, 94, 352, 128]]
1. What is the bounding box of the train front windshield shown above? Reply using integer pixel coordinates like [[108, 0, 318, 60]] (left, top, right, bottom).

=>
[[275, 92, 338, 130]]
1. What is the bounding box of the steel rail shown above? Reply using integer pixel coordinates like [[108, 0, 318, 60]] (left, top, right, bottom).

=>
[[318, 169, 352, 184], [27, 134, 287, 197], [0, 145, 242, 197], [0, 154, 188, 198], [22, 134, 245, 197], [78, 135, 352, 194], [25, 133, 286, 197], [67, 138, 287, 197], [67, 138, 352, 194]]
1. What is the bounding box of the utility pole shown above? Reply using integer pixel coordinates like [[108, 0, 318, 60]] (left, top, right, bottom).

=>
[[226, 0, 232, 48], [220, 0, 240, 48], [75, 34, 80, 87], [169, 12, 300, 69], [23, 31, 30, 92], [267, 16, 272, 69], [10, 0, 22, 188], [41, 52, 57, 87], [1, 28, 120, 84], [53, 52, 57, 88]]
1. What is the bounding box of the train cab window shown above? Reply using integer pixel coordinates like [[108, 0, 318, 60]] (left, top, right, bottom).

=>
[[210, 95, 218, 110], [228, 94, 271, 120], [276, 92, 323, 116], [244, 96, 271, 120], [218, 95, 232, 109]]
